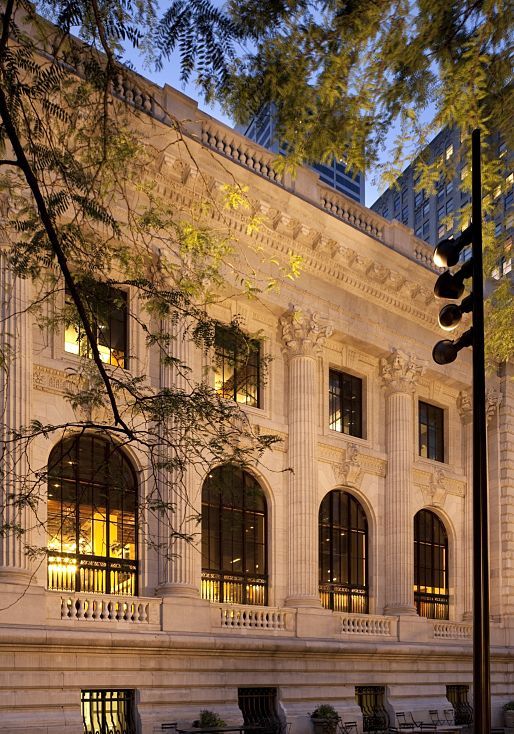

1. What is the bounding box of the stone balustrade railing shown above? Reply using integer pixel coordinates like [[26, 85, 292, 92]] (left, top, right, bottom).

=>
[[413, 239, 439, 270], [320, 187, 384, 240], [57, 594, 162, 628], [218, 604, 294, 632], [201, 124, 283, 186], [339, 612, 397, 637], [432, 621, 472, 640]]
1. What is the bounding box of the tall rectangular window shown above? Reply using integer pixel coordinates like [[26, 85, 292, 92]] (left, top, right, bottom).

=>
[[329, 369, 362, 437], [419, 401, 444, 462], [214, 325, 261, 407], [81, 690, 136, 734], [65, 284, 128, 368]]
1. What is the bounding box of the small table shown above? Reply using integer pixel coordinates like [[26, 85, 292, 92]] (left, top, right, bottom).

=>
[[177, 727, 268, 734]]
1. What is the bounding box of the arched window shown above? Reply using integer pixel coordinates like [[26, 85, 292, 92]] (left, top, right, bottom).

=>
[[47, 435, 138, 595], [319, 490, 368, 612], [202, 465, 267, 605], [414, 509, 449, 619]]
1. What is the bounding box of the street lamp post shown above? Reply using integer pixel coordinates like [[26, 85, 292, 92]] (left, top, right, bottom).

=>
[[431, 128, 490, 733]]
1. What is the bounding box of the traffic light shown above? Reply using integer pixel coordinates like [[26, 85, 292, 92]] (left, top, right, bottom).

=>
[[432, 226, 473, 365]]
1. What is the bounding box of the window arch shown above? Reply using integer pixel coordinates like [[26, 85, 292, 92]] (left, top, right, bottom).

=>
[[201, 465, 268, 605], [47, 435, 138, 595], [414, 509, 449, 619], [319, 490, 368, 612]]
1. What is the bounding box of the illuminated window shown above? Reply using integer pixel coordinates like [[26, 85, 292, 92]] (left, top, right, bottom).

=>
[[319, 490, 368, 613], [329, 369, 362, 437], [414, 509, 449, 619], [64, 284, 128, 368], [445, 144, 453, 160], [214, 324, 261, 407], [419, 401, 444, 462], [201, 465, 267, 605], [82, 690, 135, 734], [47, 435, 138, 595]]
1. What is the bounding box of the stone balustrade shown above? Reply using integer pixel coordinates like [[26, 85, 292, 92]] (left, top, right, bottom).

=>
[[432, 621, 472, 640], [320, 186, 384, 240], [339, 612, 397, 638], [413, 239, 439, 270], [201, 123, 283, 185], [56, 594, 162, 628], [218, 604, 294, 632]]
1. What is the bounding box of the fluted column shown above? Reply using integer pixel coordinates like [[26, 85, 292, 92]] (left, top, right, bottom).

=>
[[0, 248, 32, 583], [498, 363, 514, 619], [157, 318, 199, 597], [380, 349, 424, 615], [486, 386, 502, 621], [457, 391, 473, 621], [280, 306, 332, 607]]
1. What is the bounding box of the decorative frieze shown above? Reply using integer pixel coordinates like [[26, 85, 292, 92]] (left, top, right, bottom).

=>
[[413, 468, 465, 499], [33, 364, 77, 395]]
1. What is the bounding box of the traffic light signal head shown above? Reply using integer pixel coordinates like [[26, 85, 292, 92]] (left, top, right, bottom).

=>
[[437, 294, 473, 330], [434, 259, 473, 299], [432, 329, 473, 365], [433, 225, 473, 268]]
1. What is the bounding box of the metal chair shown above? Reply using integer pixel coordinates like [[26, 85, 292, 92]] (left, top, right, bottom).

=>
[[340, 722, 358, 734]]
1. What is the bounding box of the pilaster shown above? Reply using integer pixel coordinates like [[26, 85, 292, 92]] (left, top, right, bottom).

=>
[[380, 348, 424, 615], [457, 391, 473, 621], [0, 248, 33, 583], [280, 306, 332, 606]]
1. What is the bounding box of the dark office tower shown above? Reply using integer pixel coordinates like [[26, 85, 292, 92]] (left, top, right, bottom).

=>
[[239, 103, 365, 205]]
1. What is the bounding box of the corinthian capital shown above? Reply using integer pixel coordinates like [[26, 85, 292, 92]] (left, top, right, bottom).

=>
[[280, 306, 333, 357], [380, 348, 424, 394]]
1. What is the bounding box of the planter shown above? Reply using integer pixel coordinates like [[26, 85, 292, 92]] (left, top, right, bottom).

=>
[[311, 718, 338, 734], [505, 710, 514, 729]]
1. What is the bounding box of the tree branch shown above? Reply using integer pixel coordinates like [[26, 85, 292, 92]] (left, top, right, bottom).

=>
[[0, 84, 132, 435]]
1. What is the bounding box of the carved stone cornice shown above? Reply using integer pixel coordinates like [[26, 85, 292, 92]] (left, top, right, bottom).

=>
[[151, 168, 440, 329], [380, 349, 425, 395], [457, 390, 472, 424], [280, 306, 333, 358]]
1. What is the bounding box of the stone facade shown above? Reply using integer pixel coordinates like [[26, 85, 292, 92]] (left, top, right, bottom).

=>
[[0, 70, 513, 734]]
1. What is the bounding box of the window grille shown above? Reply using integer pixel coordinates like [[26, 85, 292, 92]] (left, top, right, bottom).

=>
[[319, 491, 368, 613], [65, 284, 128, 368], [329, 369, 362, 437], [214, 325, 261, 407], [202, 465, 267, 605], [47, 435, 138, 596], [81, 689, 136, 734], [419, 401, 444, 462], [238, 688, 283, 734], [355, 687, 389, 733], [414, 510, 449, 619], [446, 685, 473, 725]]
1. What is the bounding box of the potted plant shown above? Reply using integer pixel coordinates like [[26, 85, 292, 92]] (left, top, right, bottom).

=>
[[310, 705, 339, 734], [504, 702, 514, 729], [193, 711, 227, 729]]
